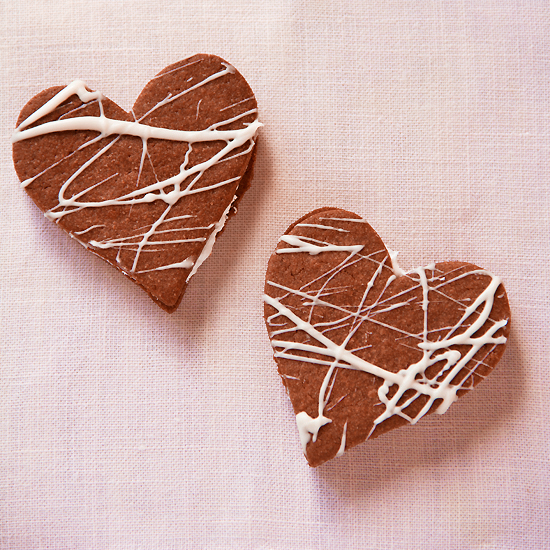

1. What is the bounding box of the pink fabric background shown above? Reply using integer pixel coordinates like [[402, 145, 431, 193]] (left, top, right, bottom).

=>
[[1, 1, 548, 548]]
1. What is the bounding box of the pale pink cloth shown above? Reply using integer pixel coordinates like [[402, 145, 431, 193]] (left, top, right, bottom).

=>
[[1, 1, 548, 548]]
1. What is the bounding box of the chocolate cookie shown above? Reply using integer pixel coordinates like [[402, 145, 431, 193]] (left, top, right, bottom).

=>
[[13, 54, 261, 312], [264, 208, 511, 467]]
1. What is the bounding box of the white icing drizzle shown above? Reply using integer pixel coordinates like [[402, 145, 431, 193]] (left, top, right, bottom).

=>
[[220, 96, 255, 112], [277, 235, 364, 256], [336, 421, 347, 457], [186, 195, 236, 282], [73, 224, 105, 235], [136, 258, 194, 274], [296, 411, 331, 453], [13, 104, 261, 146], [13, 61, 261, 278], [387, 247, 406, 277], [264, 217, 509, 459], [296, 223, 349, 233]]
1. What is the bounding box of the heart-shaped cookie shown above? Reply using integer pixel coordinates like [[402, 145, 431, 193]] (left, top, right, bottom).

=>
[[264, 208, 511, 467], [12, 54, 261, 312]]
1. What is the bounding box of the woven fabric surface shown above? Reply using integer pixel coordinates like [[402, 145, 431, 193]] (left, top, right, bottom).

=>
[[1, 1, 549, 548]]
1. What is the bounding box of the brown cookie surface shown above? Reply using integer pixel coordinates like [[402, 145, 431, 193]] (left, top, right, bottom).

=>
[[13, 54, 261, 312], [264, 208, 511, 467]]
